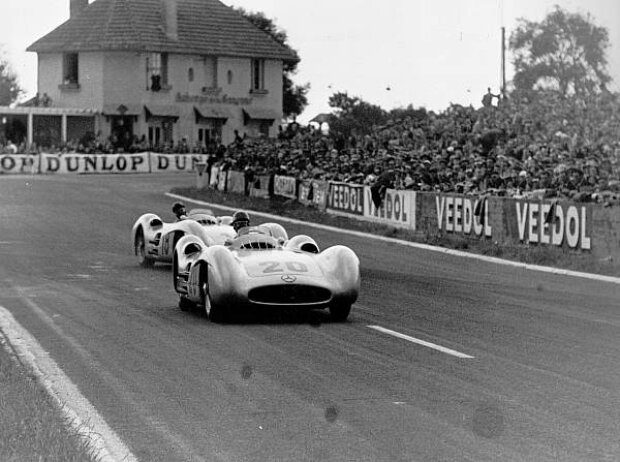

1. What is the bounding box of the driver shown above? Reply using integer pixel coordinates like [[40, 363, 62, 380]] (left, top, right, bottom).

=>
[[231, 210, 251, 235], [172, 202, 188, 221]]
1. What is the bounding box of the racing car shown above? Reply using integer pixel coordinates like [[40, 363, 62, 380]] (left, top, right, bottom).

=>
[[173, 225, 360, 322], [132, 208, 236, 267]]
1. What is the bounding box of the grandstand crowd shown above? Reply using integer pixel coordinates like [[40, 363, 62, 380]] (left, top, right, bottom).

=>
[[2, 90, 620, 205]]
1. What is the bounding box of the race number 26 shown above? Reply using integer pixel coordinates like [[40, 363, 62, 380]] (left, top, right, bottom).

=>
[[259, 261, 308, 273]]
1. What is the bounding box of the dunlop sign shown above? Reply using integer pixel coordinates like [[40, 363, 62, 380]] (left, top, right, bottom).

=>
[[326, 182, 364, 216], [40, 153, 150, 174], [514, 201, 592, 250], [436, 195, 492, 237], [0, 154, 39, 174], [149, 153, 209, 172], [364, 187, 416, 229]]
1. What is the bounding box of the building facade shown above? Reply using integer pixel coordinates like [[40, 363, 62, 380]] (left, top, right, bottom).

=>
[[21, 0, 297, 149]]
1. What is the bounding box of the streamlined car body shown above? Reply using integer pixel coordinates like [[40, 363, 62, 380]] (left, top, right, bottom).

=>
[[173, 226, 360, 322], [132, 209, 236, 267]]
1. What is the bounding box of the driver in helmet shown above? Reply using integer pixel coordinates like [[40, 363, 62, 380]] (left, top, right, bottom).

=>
[[231, 210, 251, 235], [172, 202, 188, 221]]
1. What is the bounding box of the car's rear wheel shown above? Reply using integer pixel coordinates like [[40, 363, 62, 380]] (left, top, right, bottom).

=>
[[136, 231, 154, 267], [329, 303, 351, 322]]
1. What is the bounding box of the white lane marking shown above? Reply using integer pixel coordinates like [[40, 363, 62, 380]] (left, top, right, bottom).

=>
[[368, 325, 474, 359], [0, 306, 139, 462], [167, 193, 620, 285]]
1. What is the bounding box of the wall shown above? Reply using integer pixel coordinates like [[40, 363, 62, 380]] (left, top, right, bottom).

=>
[[37, 51, 285, 145], [38, 52, 104, 109]]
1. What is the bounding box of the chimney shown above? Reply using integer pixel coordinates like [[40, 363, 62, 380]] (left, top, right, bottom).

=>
[[70, 0, 88, 18], [162, 0, 178, 41]]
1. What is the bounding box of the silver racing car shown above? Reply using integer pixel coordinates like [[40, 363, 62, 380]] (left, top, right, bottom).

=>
[[131, 209, 236, 267], [173, 225, 360, 322]]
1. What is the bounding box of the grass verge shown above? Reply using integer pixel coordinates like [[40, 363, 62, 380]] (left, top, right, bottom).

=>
[[171, 186, 620, 278], [0, 336, 99, 462]]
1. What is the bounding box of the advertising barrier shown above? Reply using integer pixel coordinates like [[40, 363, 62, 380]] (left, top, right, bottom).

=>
[[1, 152, 210, 175], [227, 170, 246, 194], [364, 187, 416, 230], [326, 182, 365, 217], [149, 153, 209, 172], [298, 180, 328, 210], [250, 175, 271, 199], [504, 199, 592, 250], [39, 153, 151, 174], [273, 175, 297, 199], [0, 154, 40, 174], [434, 193, 493, 238], [217, 169, 228, 191]]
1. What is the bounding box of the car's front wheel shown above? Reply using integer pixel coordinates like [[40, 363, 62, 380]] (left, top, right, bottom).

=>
[[329, 303, 351, 322], [136, 231, 154, 268], [202, 280, 225, 323]]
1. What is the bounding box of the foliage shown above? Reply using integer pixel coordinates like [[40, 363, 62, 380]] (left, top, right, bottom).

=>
[[327, 92, 388, 138], [388, 104, 428, 123], [509, 5, 611, 96], [0, 52, 22, 105], [235, 8, 309, 119]]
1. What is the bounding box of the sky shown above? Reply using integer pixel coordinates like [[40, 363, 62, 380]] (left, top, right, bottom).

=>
[[0, 0, 619, 123]]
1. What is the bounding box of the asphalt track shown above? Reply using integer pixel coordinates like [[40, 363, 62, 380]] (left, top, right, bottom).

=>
[[1, 173, 619, 462]]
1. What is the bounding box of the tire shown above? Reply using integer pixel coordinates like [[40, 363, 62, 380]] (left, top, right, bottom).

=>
[[329, 303, 351, 322], [136, 231, 154, 267], [179, 296, 195, 312], [202, 279, 226, 323]]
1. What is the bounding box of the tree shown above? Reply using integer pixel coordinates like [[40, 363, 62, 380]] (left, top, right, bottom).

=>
[[235, 8, 309, 119], [509, 5, 611, 96], [327, 92, 388, 138], [0, 52, 22, 105]]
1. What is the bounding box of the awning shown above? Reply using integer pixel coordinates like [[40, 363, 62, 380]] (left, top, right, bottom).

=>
[[242, 107, 279, 121], [102, 103, 142, 116], [194, 106, 230, 122], [310, 113, 331, 124], [144, 105, 180, 119]]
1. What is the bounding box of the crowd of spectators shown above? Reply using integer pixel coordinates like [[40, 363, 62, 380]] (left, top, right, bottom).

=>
[[217, 89, 620, 205], [2, 89, 620, 204]]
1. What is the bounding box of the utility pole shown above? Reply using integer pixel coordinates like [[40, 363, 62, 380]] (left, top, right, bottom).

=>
[[501, 26, 506, 98]]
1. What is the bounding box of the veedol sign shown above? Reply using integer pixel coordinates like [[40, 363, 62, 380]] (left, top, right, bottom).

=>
[[327, 183, 364, 216], [514, 201, 592, 250], [436, 195, 492, 237], [364, 187, 416, 229]]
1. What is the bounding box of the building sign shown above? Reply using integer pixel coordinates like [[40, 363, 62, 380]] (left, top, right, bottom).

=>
[[510, 200, 592, 250], [274, 175, 297, 199], [326, 182, 364, 216], [0, 155, 39, 174], [364, 187, 416, 229], [40, 153, 150, 174], [435, 194, 492, 237], [176, 92, 253, 106]]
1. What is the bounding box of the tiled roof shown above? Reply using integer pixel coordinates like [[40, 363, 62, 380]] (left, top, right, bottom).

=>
[[27, 0, 298, 62]]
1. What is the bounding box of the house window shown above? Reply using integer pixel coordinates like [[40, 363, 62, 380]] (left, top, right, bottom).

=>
[[148, 126, 161, 147], [146, 53, 168, 91], [188, 67, 194, 82], [251, 59, 265, 91], [204, 57, 218, 88], [198, 121, 222, 147], [227, 70, 233, 85], [63, 53, 79, 84]]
